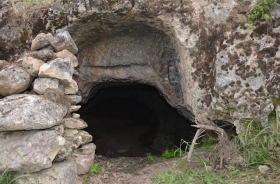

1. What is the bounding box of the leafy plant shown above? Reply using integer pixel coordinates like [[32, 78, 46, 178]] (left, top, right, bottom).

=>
[[161, 148, 183, 159], [246, 0, 278, 29], [146, 153, 155, 162], [89, 163, 99, 175]]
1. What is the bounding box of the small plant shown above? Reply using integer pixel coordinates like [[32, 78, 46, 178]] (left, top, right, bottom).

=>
[[246, 0, 278, 29], [89, 163, 99, 175], [0, 167, 32, 184], [161, 148, 183, 159], [146, 153, 155, 162], [236, 118, 280, 167]]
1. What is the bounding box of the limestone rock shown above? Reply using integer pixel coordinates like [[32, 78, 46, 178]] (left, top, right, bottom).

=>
[[0, 94, 67, 131], [70, 105, 81, 112], [63, 118, 88, 129], [50, 30, 78, 54], [258, 165, 270, 174], [33, 78, 65, 94], [54, 140, 73, 161], [24, 49, 56, 62], [55, 49, 78, 67], [17, 160, 78, 184], [18, 56, 45, 76], [81, 143, 96, 155], [71, 151, 95, 175], [39, 58, 74, 85], [72, 113, 80, 118], [0, 130, 65, 173], [63, 129, 92, 149], [67, 95, 82, 105], [31, 33, 54, 51], [0, 66, 30, 96], [65, 79, 78, 95]]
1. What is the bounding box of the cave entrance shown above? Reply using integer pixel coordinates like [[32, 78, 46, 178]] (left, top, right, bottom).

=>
[[78, 84, 196, 157]]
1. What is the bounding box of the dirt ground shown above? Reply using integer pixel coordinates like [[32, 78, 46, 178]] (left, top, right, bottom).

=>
[[81, 155, 184, 184]]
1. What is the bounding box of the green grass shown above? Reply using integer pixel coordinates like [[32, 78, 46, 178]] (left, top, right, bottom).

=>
[[0, 167, 32, 184], [147, 153, 155, 162], [236, 117, 280, 167], [152, 168, 230, 184], [246, 0, 278, 29], [161, 148, 184, 159]]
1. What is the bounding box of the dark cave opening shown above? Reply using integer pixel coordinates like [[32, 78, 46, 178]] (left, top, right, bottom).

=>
[[78, 84, 196, 157]]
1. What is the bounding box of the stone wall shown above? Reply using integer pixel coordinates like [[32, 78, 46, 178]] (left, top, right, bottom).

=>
[[0, 30, 95, 183]]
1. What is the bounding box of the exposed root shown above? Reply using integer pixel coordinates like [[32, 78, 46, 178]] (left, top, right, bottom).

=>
[[187, 114, 233, 169]]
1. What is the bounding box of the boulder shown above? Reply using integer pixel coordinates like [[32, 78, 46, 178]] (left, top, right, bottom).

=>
[[0, 67, 30, 96], [17, 160, 79, 184], [33, 78, 65, 94], [66, 95, 82, 105], [38, 58, 74, 85], [62, 118, 88, 129], [18, 56, 45, 76], [50, 30, 78, 54], [55, 49, 78, 67], [0, 94, 67, 131], [65, 79, 78, 95], [0, 130, 65, 173], [31, 33, 54, 51]]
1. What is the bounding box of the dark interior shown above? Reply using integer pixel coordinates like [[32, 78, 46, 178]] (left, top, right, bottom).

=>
[[78, 84, 196, 157]]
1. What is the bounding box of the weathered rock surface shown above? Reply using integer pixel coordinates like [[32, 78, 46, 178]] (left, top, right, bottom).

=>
[[50, 30, 78, 54], [67, 95, 82, 105], [63, 118, 88, 129], [0, 94, 67, 131], [0, 66, 30, 96], [71, 150, 95, 175], [33, 78, 65, 94], [70, 105, 81, 112], [31, 33, 54, 51], [55, 49, 78, 67], [0, 130, 65, 173], [24, 49, 56, 62], [81, 143, 96, 155], [65, 79, 78, 94], [39, 58, 74, 85], [17, 161, 79, 184], [18, 56, 45, 76]]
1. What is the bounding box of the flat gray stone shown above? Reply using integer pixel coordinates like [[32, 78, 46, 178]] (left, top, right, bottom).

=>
[[63, 118, 88, 129], [0, 94, 67, 131]]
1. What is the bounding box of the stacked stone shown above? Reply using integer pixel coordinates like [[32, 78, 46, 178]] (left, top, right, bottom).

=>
[[0, 30, 95, 183]]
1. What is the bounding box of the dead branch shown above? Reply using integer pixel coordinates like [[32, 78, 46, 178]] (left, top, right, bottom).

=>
[[187, 114, 233, 169]]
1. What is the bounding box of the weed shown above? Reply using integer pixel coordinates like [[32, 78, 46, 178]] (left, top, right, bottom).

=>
[[89, 163, 99, 175], [161, 148, 183, 159], [146, 153, 155, 162], [0, 167, 33, 184], [246, 0, 279, 29], [152, 168, 229, 184], [236, 117, 280, 167]]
